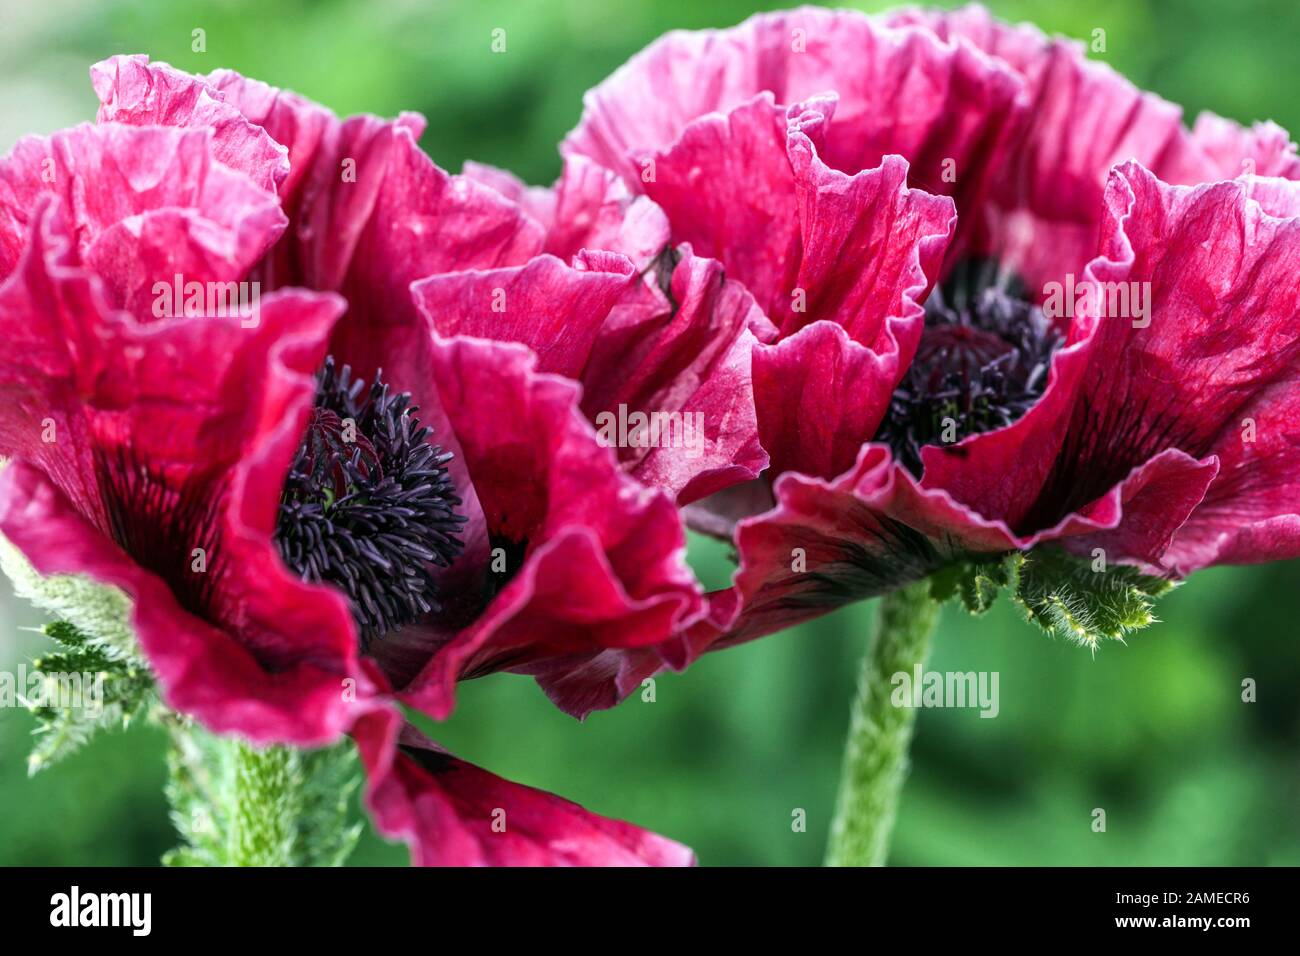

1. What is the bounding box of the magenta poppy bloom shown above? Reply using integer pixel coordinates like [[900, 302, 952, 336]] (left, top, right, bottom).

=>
[[0, 55, 729, 865], [562, 5, 1300, 651]]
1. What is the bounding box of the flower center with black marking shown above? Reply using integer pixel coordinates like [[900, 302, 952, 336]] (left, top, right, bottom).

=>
[[877, 259, 1062, 476], [275, 357, 466, 645]]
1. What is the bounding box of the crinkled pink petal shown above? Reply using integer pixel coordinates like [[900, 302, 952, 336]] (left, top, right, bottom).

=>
[[326, 128, 545, 391], [571, 63, 958, 499], [90, 54, 289, 193], [638, 93, 803, 319], [753, 129, 953, 479], [0, 200, 366, 743], [90, 55, 428, 287], [618, 90, 952, 483], [921, 164, 1300, 553], [1153, 178, 1300, 571], [189, 68, 543, 353], [615, 87, 956, 346], [412, 252, 636, 380], [694, 437, 1217, 652], [0, 123, 285, 315], [624, 324, 769, 505], [184, 69, 542, 310], [465, 156, 671, 270], [390, 334, 701, 719], [353, 713, 694, 866], [753, 322, 902, 481], [461, 160, 556, 226], [1159, 112, 1300, 185], [782, 114, 955, 347], [563, 6, 1025, 222], [415, 242, 769, 505], [87, 55, 544, 389], [581, 247, 774, 504], [886, 3, 1191, 290]]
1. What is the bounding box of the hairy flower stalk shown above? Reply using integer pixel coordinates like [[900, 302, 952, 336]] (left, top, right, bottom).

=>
[[825, 581, 939, 867], [228, 742, 300, 866]]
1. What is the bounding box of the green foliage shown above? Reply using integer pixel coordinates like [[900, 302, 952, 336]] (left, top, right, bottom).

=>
[[162, 717, 226, 867], [27, 620, 153, 775], [163, 719, 362, 867], [1, 529, 153, 773], [294, 744, 366, 867], [0, 534, 139, 661]]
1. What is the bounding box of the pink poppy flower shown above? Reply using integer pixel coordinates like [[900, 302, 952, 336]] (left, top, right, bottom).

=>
[[562, 5, 1300, 651], [0, 58, 710, 865]]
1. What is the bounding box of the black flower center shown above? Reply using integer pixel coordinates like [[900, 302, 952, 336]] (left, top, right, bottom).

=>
[[275, 357, 466, 645], [876, 259, 1062, 476]]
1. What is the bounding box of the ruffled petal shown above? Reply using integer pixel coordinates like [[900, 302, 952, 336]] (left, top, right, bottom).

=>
[[387, 334, 702, 719], [782, 116, 956, 347], [636, 93, 803, 320], [87, 55, 544, 393], [752, 137, 953, 478], [412, 252, 636, 380], [886, 3, 1191, 289], [574, 45, 959, 344], [352, 711, 695, 866], [1149, 177, 1300, 571], [0, 123, 285, 315], [752, 322, 898, 482], [90, 55, 428, 287], [921, 164, 1300, 555], [0, 200, 365, 743], [323, 129, 545, 394], [161, 62, 543, 303], [581, 247, 774, 504], [563, 6, 1025, 220], [611, 90, 953, 482], [694, 436, 1218, 652], [465, 156, 671, 270], [1159, 112, 1300, 185], [90, 54, 289, 192]]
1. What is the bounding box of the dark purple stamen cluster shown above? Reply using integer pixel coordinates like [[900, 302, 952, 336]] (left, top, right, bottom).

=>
[[877, 259, 1062, 476], [276, 357, 466, 644]]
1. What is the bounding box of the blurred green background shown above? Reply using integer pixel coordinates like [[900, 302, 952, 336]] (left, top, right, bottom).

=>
[[1, 0, 1298, 866]]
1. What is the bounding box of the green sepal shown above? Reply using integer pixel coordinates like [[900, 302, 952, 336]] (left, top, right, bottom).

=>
[[929, 551, 1024, 615], [1012, 547, 1175, 649], [930, 547, 1172, 650]]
